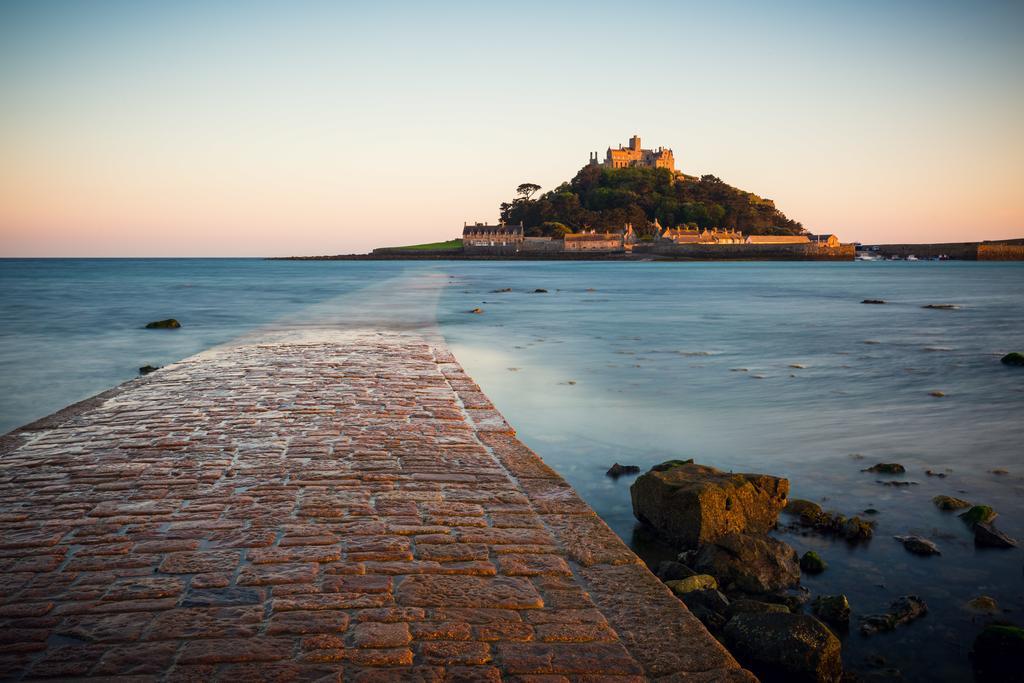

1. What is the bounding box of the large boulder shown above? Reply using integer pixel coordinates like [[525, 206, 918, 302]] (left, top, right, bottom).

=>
[[723, 612, 842, 683], [630, 460, 789, 548], [692, 532, 800, 594]]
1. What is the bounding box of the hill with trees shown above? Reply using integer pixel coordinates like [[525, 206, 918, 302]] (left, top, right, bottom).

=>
[[499, 166, 804, 239]]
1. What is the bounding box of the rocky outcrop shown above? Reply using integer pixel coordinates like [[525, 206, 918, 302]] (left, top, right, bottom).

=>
[[630, 460, 789, 548], [691, 533, 800, 594], [723, 612, 842, 683], [974, 522, 1017, 548], [144, 318, 180, 329], [606, 463, 640, 478], [800, 551, 827, 574], [782, 499, 874, 541], [894, 535, 940, 556]]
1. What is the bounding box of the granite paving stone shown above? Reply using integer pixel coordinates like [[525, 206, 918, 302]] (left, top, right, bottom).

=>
[[0, 328, 752, 680]]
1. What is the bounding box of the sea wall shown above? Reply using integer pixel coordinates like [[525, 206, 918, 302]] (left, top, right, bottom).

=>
[[634, 242, 854, 261], [978, 243, 1024, 260], [870, 243, 979, 260]]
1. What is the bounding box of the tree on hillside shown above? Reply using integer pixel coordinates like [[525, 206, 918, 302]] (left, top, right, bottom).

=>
[[516, 183, 541, 201]]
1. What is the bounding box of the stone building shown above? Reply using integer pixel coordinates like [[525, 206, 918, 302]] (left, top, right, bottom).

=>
[[657, 223, 744, 244], [564, 227, 631, 252], [807, 233, 840, 248], [462, 222, 524, 247], [745, 234, 811, 245], [588, 135, 675, 171]]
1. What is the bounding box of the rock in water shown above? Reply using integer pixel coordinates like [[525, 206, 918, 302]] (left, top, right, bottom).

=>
[[533, 288, 548, 293], [692, 532, 800, 594], [783, 499, 875, 541], [606, 463, 640, 478], [971, 624, 1024, 682], [960, 505, 998, 525], [723, 612, 842, 683], [932, 495, 971, 511], [138, 365, 160, 375], [468, 308, 483, 314], [863, 463, 905, 474], [144, 318, 180, 329], [965, 596, 999, 614], [800, 551, 827, 574], [630, 460, 789, 548], [861, 299, 886, 304], [1001, 352, 1024, 366], [860, 595, 928, 636], [974, 522, 1018, 548], [922, 303, 960, 310], [894, 535, 940, 556], [812, 595, 851, 628]]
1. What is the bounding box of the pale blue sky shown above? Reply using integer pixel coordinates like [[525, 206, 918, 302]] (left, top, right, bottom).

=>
[[2, 0, 1022, 255]]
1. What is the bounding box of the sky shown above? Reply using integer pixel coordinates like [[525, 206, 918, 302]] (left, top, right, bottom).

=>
[[1, 0, 1022, 256]]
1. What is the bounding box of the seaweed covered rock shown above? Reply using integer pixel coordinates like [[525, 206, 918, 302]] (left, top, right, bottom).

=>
[[932, 495, 971, 511], [800, 551, 827, 574], [971, 624, 1024, 682], [144, 318, 180, 329], [1000, 352, 1024, 366], [692, 532, 800, 594], [860, 595, 928, 636], [665, 574, 718, 595], [812, 595, 851, 628], [723, 612, 842, 683], [960, 505, 998, 525], [630, 460, 789, 548]]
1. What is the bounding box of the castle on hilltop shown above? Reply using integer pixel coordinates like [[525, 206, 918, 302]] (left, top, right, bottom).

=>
[[589, 135, 676, 171]]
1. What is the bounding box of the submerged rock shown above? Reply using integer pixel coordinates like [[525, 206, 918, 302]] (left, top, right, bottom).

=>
[[812, 595, 850, 628], [144, 318, 180, 329], [1001, 352, 1024, 366], [606, 463, 640, 478], [630, 460, 789, 549], [800, 551, 827, 574], [970, 623, 1024, 682], [863, 463, 905, 474], [665, 574, 718, 595], [965, 596, 1000, 614], [138, 365, 160, 375], [861, 299, 886, 304], [468, 308, 483, 314], [922, 304, 960, 310], [860, 595, 928, 636], [491, 288, 512, 293], [723, 612, 842, 683], [533, 288, 548, 293], [894, 535, 940, 556], [974, 522, 1018, 548], [929, 390, 946, 397], [932, 495, 971, 510], [692, 532, 800, 594], [960, 505, 998, 526]]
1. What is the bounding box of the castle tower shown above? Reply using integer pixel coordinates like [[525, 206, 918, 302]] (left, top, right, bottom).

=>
[[629, 135, 641, 151]]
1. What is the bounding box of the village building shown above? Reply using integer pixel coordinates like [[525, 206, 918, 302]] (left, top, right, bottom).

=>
[[462, 222, 524, 247], [656, 221, 744, 244], [745, 234, 811, 245], [589, 135, 676, 171], [564, 225, 634, 252], [807, 233, 841, 248]]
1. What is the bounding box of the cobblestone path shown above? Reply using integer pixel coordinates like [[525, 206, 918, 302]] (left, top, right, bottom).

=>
[[0, 330, 752, 681]]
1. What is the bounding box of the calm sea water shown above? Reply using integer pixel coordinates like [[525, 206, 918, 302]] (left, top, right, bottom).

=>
[[2, 258, 1023, 681]]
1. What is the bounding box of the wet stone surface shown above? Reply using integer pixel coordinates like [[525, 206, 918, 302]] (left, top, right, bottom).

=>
[[0, 330, 750, 680]]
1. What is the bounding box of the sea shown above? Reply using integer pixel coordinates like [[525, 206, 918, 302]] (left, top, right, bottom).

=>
[[2, 257, 1023, 681]]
